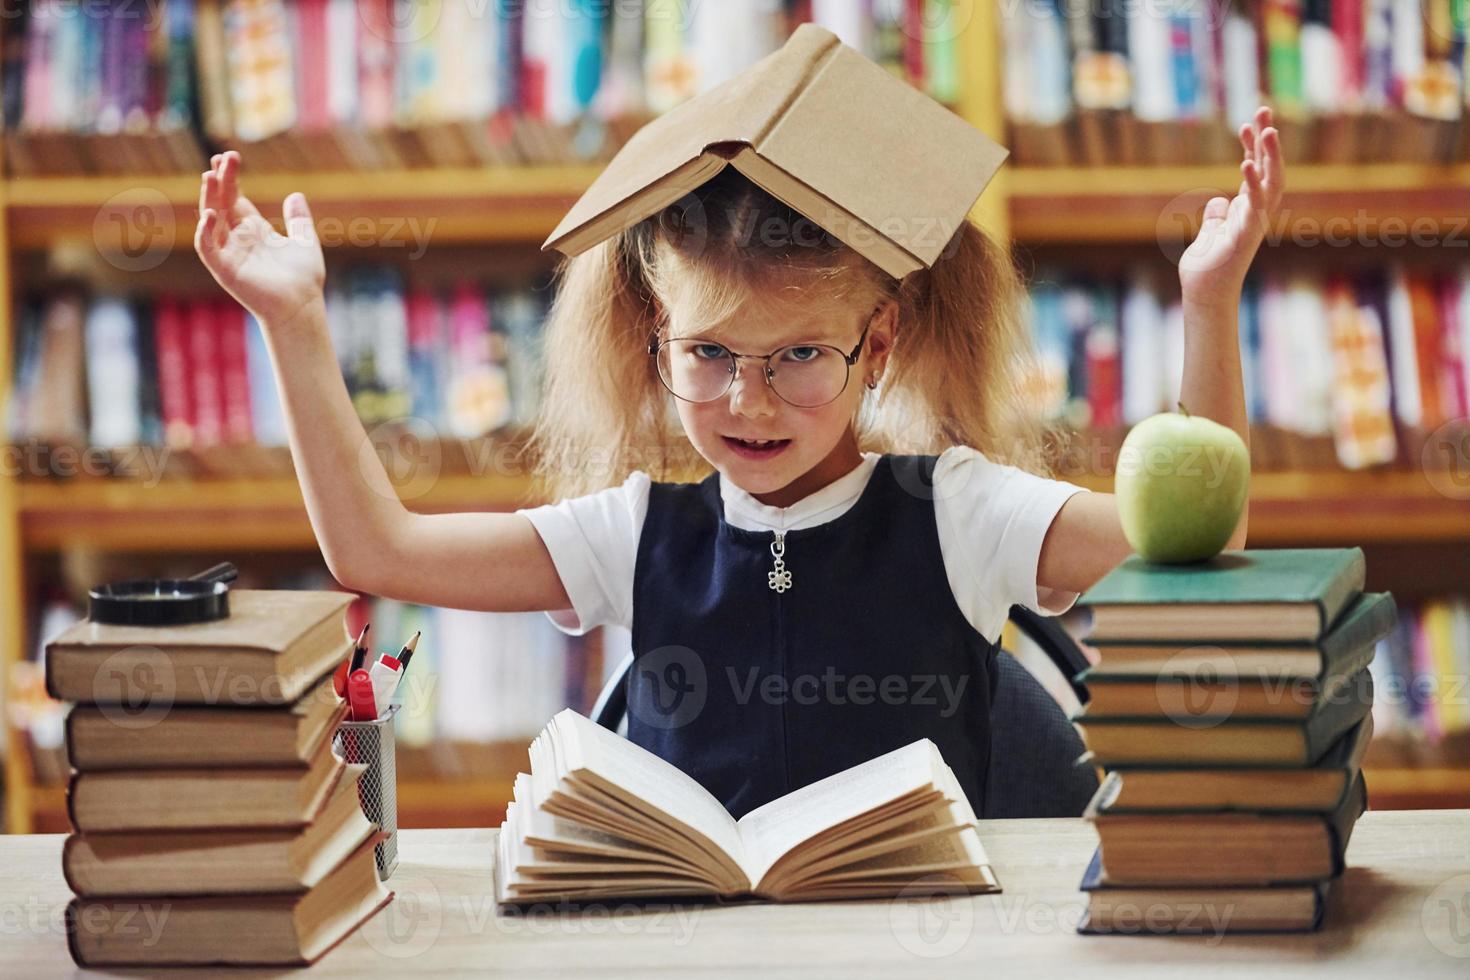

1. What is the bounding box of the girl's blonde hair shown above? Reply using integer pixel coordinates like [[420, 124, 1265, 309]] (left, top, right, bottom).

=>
[[524, 167, 1055, 501]]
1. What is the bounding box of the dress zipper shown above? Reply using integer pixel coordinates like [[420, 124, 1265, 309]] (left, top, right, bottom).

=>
[[767, 530, 792, 592], [769, 529, 791, 796]]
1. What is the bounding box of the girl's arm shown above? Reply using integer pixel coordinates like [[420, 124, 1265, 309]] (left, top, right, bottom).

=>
[[194, 152, 570, 612], [1036, 106, 1285, 597]]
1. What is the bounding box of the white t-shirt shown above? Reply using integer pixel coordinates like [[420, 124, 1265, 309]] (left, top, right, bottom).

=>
[[516, 445, 1089, 645]]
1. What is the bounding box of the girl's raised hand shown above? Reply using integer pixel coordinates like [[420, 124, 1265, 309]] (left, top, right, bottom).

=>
[[193, 150, 326, 331], [1178, 105, 1286, 305]]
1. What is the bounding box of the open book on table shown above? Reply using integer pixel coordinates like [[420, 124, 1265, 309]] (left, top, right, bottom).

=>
[[495, 709, 1001, 904]]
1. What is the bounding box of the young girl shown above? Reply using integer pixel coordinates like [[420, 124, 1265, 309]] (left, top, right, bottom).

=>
[[195, 106, 1284, 821]]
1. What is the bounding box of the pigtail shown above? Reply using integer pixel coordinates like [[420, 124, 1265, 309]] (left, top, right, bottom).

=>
[[859, 219, 1059, 477]]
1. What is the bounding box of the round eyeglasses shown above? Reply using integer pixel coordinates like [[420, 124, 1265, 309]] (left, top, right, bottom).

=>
[[648, 315, 873, 408]]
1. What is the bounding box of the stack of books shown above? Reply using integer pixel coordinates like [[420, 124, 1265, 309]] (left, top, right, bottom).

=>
[[43, 590, 393, 968], [1070, 548, 1397, 935]]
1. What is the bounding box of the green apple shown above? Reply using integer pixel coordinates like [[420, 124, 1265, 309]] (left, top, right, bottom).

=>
[[1115, 406, 1250, 563]]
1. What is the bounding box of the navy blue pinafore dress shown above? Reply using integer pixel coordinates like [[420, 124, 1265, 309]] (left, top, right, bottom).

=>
[[627, 453, 999, 819]]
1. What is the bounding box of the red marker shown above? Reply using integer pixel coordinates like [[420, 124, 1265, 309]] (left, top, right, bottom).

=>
[[332, 658, 350, 698], [347, 668, 378, 722]]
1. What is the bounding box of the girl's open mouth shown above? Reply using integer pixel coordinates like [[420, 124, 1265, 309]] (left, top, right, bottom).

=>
[[723, 436, 792, 460]]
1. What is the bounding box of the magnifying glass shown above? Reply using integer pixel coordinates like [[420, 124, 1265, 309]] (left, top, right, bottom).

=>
[[88, 562, 239, 626]]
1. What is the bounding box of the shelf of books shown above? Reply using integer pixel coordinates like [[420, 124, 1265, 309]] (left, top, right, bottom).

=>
[[5, 2, 1470, 835]]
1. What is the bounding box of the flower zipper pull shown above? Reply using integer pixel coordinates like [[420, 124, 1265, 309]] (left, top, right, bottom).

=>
[[768, 530, 792, 593]]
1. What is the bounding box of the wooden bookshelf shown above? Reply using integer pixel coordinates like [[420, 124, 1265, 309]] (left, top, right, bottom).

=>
[[1072, 470, 1470, 545], [13, 466, 1468, 554], [17, 469, 539, 552], [0, 169, 24, 838], [1008, 163, 1470, 242], [5, 165, 607, 251], [4, 4, 1467, 834], [11, 161, 1469, 251]]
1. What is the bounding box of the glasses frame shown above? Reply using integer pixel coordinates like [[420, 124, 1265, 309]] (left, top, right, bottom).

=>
[[647, 309, 876, 408]]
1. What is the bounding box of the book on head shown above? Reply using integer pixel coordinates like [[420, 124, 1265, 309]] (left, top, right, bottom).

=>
[[541, 24, 1009, 280]]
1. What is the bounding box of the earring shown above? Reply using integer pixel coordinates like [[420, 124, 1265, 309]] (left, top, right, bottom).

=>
[[866, 373, 880, 390]]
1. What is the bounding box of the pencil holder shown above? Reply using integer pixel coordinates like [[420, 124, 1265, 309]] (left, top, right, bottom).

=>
[[333, 703, 400, 880]]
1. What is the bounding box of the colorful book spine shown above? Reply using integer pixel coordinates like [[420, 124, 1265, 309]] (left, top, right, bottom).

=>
[[356, 0, 396, 128], [1325, 275, 1397, 468], [154, 297, 194, 448], [187, 299, 224, 448], [83, 298, 141, 448], [565, 0, 606, 118], [1264, 0, 1305, 115], [222, 0, 298, 141], [1167, 3, 1200, 121], [217, 300, 255, 443], [294, 0, 330, 131], [922, 0, 960, 104], [245, 312, 288, 447]]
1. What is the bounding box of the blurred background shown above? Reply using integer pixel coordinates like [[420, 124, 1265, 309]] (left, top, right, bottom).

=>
[[2, 0, 1469, 833]]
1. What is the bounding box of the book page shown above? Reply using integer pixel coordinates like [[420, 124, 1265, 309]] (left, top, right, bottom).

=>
[[551, 711, 746, 880], [545, 777, 715, 869], [803, 825, 991, 883], [527, 734, 695, 861], [512, 848, 716, 879], [934, 751, 980, 824], [508, 830, 716, 882], [780, 827, 1000, 900], [517, 773, 693, 868], [501, 779, 723, 902], [737, 740, 942, 887], [783, 790, 946, 864], [771, 803, 972, 891]]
